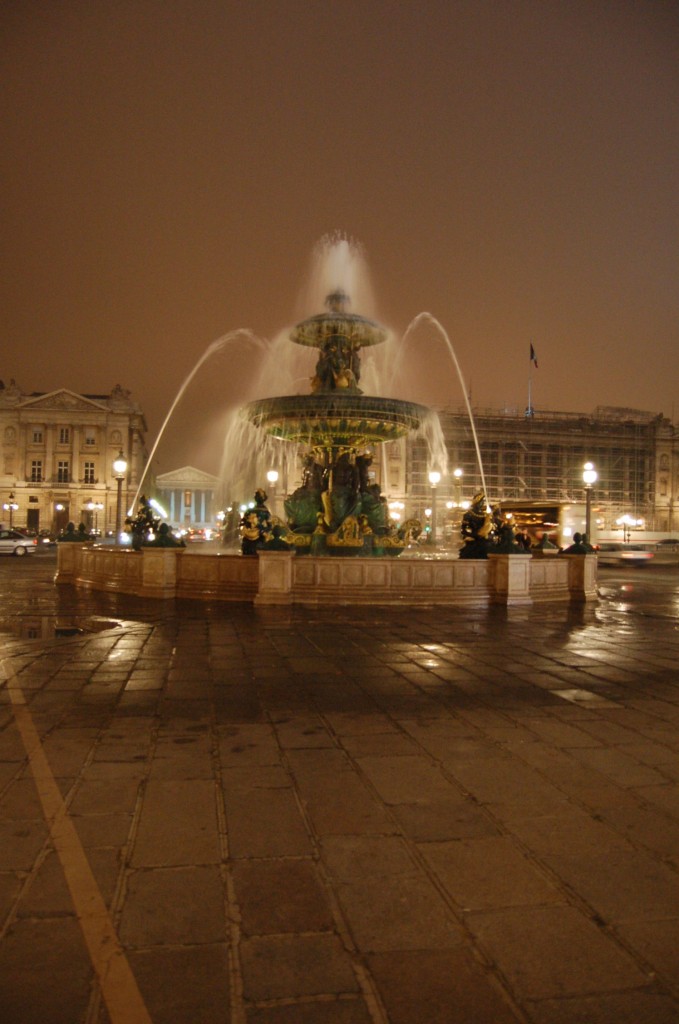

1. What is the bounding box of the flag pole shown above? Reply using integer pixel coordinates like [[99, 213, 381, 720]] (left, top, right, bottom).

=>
[[526, 341, 537, 418]]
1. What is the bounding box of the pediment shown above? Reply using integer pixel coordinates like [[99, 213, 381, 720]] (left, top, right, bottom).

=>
[[20, 389, 107, 413], [155, 465, 221, 488]]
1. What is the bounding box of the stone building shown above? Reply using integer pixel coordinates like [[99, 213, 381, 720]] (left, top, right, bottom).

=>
[[154, 466, 221, 529], [407, 405, 679, 536], [0, 379, 147, 535]]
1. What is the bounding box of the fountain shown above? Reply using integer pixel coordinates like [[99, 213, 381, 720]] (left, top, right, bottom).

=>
[[241, 286, 432, 555], [56, 235, 597, 606]]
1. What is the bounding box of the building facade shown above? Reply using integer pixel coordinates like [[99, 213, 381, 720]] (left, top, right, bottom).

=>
[[0, 380, 147, 535], [406, 405, 679, 537], [155, 466, 221, 528]]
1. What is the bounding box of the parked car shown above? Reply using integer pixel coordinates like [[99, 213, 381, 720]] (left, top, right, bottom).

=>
[[596, 542, 654, 566], [0, 529, 38, 556], [655, 538, 679, 552]]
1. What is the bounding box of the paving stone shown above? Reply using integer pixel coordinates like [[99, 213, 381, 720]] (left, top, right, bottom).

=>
[[334, 872, 465, 952], [223, 786, 313, 858], [466, 904, 649, 1000], [218, 724, 282, 766], [0, 776, 43, 819], [367, 949, 522, 1023], [524, 988, 679, 1024], [389, 797, 500, 841], [0, 819, 49, 871], [0, 917, 92, 1024], [353, 754, 461, 804], [69, 777, 140, 815], [0, 870, 22, 923], [240, 933, 358, 1001], [233, 857, 335, 935], [614, 916, 679, 982], [73, 811, 133, 848], [419, 836, 565, 911], [131, 779, 221, 866], [321, 834, 418, 881], [566, 745, 669, 787], [119, 865, 226, 945], [246, 999, 373, 1023], [148, 732, 215, 779], [128, 943, 231, 1024], [293, 771, 397, 836], [538, 842, 679, 923]]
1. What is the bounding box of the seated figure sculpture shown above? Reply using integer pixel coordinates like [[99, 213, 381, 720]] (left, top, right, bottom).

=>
[[240, 489, 273, 555], [459, 492, 494, 559]]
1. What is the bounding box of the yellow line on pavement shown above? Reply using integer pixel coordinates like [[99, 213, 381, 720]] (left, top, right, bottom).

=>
[[1, 659, 153, 1024]]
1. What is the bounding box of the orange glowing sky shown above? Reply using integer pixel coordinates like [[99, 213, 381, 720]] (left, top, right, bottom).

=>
[[2, 1, 678, 473]]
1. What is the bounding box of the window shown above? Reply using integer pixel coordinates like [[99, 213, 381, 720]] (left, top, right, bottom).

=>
[[85, 430, 96, 446], [30, 461, 43, 482], [57, 460, 70, 483], [32, 429, 43, 444], [84, 461, 95, 484], [59, 427, 70, 444]]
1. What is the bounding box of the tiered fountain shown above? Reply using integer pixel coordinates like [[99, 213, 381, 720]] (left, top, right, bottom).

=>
[[56, 235, 597, 606], [242, 287, 427, 555]]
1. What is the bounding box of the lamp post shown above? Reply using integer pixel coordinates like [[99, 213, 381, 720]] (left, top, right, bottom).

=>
[[583, 462, 597, 540], [86, 500, 104, 535], [428, 470, 441, 545], [453, 467, 463, 503], [266, 469, 279, 518], [3, 492, 18, 529], [112, 451, 128, 544]]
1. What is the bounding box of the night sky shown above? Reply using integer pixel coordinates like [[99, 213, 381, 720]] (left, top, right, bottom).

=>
[[2, 1, 678, 475]]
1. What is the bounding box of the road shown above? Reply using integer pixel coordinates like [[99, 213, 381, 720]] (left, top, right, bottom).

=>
[[1, 550, 678, 643], [1, 550, 679, 1023]]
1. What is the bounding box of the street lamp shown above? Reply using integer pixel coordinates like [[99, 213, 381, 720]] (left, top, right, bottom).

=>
[[583, 462, 597, 540], [267, 469, 279, 518], [428, 470, 441, 545], [86, 500, 104, 535], [112, 451, 128, 544], [3, 492, 18, 529]]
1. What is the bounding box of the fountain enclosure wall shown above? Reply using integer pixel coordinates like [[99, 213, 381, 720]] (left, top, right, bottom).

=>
[[56, 544, 597, 606]]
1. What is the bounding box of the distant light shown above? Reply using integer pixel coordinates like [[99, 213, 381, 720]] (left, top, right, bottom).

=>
[[149, 498, 167, 518], [583, 461, 597, 487], [113, 450, 127, 476], [428, 471, 441, 486]]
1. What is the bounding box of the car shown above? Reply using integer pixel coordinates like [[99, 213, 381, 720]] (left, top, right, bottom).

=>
[[596, 542, 654, 566], [655, 538, 679, 551], [0, 529, 38, 556]]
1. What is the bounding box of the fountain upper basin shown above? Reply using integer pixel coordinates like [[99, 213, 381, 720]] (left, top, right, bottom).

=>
[[242, 392, 430, 448]]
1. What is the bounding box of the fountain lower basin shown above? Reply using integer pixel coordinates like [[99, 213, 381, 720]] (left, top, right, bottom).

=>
[[56, 544, 597, 606]]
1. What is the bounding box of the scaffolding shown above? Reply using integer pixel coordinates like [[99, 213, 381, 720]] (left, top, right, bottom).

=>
[[406, 406, 678, 534]]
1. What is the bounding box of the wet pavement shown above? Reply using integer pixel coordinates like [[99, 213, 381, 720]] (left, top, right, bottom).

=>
[[1, 553, 679, 1023]]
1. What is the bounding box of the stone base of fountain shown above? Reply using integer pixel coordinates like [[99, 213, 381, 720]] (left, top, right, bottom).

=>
[[56, 544, 597, 607]]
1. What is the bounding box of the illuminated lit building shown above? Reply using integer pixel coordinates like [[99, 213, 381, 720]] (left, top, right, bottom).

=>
[[407, 405, 679, 537], [155, 466, 220, 529], [0, 380, 146, 535]]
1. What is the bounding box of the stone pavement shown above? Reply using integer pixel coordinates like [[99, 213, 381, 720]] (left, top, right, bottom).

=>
[[1, 557, 679, 1023]]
